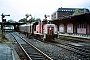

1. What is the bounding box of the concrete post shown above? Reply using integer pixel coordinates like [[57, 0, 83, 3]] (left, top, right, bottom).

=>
[[43, 32, 46, 41], [64, 24, 67, 33], [57, 31, 60, 39]]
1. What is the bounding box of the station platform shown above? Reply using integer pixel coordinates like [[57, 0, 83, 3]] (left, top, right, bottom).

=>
[[0, 44, 20, 60]]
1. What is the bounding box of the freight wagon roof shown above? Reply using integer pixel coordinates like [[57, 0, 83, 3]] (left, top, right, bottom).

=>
[[19, 24, 27, 26], [19, 22, 37, 26]]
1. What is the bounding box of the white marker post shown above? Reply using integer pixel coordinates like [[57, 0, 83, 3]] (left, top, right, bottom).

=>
[[57, 31, 60, 39], [43, 32, 46, 41]]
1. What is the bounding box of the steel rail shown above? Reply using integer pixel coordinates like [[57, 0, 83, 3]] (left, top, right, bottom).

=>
[[48, 41, 90, 58], [14, 33, 53, 60], [11, 33, 32, 60]]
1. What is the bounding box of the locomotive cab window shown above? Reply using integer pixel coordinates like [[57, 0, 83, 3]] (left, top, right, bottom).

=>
[[48, 21, 53, 24], [42, 20, 48, 24]]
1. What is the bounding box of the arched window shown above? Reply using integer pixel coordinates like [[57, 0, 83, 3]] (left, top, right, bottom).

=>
[[77, 23, 86, 28]]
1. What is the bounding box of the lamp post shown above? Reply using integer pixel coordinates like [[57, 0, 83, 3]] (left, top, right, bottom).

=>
[[25, 13, 32, 24], [29, 15, 32, 35], [44, 14, 50, 19], [25, 13, 32, 36], [44, 14, 50, 23]]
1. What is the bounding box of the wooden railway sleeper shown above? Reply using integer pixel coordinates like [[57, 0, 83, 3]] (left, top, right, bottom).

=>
[[14, 33, 53, 60], [65, 44, 89, 54], [63, 45, 89, 58]]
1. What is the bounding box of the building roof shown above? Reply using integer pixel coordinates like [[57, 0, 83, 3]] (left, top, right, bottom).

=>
[[51, 8, 90, 17], [53, 12, 90, 23], [57, 8, 89, 12]]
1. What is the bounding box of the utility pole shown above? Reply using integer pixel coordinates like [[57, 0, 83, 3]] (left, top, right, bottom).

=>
[[25, 13, 32, 36], [1, 13, 10, 39]]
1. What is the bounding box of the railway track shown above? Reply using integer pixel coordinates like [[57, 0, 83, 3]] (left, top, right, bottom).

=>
[[50, 40, 90, 60], [56, 43, 89, 57], [30, 35, 90, 59], [9, 32, 90, 60], [11, 33, 53, 60]]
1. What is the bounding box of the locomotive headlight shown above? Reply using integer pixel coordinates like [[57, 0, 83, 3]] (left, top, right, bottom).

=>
[[50, 27, 51, 30], [58, 31, 59, 33], [44, 32, 46, 34]]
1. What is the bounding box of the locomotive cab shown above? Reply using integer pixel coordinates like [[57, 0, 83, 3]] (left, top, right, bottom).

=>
[[44, 24, 57, 41], [42, 20, 57, 41], [34, 20, 57, 41]]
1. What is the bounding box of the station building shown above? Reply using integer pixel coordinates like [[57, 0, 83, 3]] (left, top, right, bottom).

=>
[[51, 7, 89, 20], [53, 12, 90, 39]]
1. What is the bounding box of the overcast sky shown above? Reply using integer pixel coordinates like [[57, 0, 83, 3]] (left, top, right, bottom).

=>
[[0, 0, 90, 22]]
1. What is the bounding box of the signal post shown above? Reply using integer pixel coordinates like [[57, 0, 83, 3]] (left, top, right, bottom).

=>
[[1, 13, 10, 39]]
